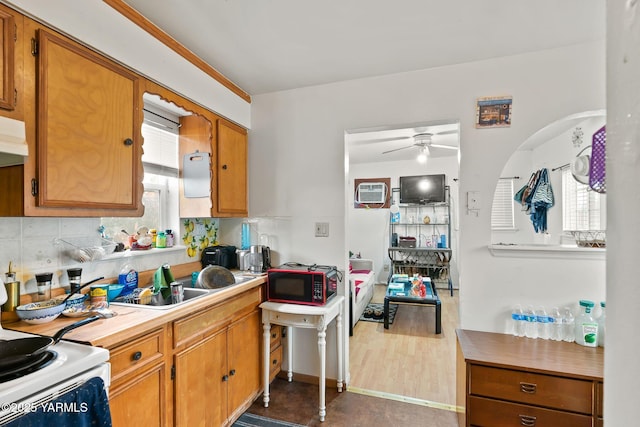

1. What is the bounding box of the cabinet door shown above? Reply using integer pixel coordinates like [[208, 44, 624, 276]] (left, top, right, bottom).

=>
[[227, 310, 261, 416], [36, 29, 142, 210], [174, 329, 228, 427], [179, 114, 213, 218], [0, 5, 15, 111], [216, 118, 247, 216], [109, 364, 166, 427]]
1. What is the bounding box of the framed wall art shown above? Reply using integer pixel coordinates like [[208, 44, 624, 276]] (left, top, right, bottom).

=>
[[476, 96, 512, 128]]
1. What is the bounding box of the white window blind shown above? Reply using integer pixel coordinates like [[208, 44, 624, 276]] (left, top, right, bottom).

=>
[[491, 178, 515, 230], [562, 168, 602, 231], [141, 123, 179, 175]]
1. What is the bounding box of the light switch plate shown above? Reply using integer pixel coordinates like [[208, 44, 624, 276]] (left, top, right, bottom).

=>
[[467, 191, 481, 210], [315, 222, 329, 237]]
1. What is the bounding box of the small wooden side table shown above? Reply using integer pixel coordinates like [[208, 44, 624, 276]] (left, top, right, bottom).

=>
[[260, 295, 344, 422]]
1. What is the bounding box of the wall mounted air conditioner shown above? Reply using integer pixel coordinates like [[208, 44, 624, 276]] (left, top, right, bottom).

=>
[[356, 182, 387, 204]]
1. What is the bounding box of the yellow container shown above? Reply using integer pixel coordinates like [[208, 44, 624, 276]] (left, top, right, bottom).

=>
[[90, 284, 109, 308]]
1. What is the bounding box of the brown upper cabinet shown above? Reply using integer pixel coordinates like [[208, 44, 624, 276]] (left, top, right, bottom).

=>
[[0, 4, 249, 218], [0, 18, 144, 217], [216, 119, 248, 217], [35, 28, 142, 211]]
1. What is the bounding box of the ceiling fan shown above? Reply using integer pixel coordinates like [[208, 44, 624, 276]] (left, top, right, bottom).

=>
[[381, 132, 458, 156]]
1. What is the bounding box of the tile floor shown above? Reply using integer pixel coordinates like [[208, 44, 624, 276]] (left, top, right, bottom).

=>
[[244, 378, 459, 427]]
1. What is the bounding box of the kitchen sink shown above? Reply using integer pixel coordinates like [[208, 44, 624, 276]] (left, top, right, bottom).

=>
[[110, 286, 211, 311], [109, 274, 259, 311]]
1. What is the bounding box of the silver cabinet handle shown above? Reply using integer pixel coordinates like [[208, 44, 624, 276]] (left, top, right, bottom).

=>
[[519, 382, 537, 394], [519, 414, 536, 426]]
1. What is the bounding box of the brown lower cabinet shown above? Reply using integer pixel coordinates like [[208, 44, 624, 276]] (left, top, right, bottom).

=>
[[108, 286, 263, 427], [457, 329, 604, 427], [108, 327, 168, 427]]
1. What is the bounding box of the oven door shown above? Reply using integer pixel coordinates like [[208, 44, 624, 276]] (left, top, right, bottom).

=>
[[0, 363, 111, 426]]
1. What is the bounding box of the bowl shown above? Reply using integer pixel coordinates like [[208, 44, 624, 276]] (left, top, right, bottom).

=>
[[53, 293, 89, 310], [107, 284, 125, 302], [16, 300, 65, 324]]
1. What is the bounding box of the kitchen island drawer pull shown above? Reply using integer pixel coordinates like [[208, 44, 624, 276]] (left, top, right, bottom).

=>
[[131, 351, 142, 361], [518, 414, 536, 426], [519, 382, 537, 394]]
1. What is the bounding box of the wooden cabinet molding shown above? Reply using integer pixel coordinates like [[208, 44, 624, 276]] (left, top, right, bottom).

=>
[[102, 0, 251, 103], [0, 6, 15, 111]]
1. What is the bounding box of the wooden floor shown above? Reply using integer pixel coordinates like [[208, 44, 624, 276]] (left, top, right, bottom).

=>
[[349, 284, 460, 410]]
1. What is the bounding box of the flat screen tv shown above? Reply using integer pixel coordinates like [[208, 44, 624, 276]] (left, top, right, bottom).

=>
[[399, 174, 446, 204]]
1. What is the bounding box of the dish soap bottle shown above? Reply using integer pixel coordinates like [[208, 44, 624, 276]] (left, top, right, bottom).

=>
[[575, 300, 598, 347], [118, 263, 138, 297]]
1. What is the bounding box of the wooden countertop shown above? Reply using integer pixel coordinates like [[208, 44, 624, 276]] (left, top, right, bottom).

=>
[[6, 276, 266, 349], [456, 329, 603, 381]]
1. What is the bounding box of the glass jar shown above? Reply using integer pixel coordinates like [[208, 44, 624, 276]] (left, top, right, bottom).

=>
[[67, 268, 82, 294], [35, 272, 53, 301], [156, 231, 167, 248]]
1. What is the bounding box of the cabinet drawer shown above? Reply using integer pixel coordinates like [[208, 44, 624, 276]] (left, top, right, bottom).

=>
[[469, 365, 593, 414], [469, 396, 593, 427], [173, 287, 260, 348], [110, 329, 164, 383], [270, 325, 282, 349], [269, 345, 282, 382]]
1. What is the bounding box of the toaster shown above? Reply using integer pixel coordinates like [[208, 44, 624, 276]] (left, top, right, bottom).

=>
[[201, 245, 238, 269]]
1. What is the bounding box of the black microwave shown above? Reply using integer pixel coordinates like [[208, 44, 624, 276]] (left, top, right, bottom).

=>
[[267, 264, 338, 306]]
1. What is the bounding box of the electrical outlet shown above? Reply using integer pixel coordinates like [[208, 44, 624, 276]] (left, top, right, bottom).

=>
[[383, 264, 390, 271], [315, 222, 329, 237]]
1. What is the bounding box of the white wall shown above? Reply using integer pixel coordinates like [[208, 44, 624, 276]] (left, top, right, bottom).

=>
[[250, 40, 605, 378], [347, 156, 459, 285]]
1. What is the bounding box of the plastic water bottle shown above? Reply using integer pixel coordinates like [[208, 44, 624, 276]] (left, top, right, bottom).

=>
[[241, 222, 251, 250], [562, 307, 575, 343], [575, 300, 598, 347], [524, 305, 538, 339], [550, 307, 563, 341], [535, 306, 550, 339], [511, 304, 525, 337], [597, 301, 606, 347]]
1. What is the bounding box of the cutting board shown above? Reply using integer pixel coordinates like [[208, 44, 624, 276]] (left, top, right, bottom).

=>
[[183, 151, 211, 198]]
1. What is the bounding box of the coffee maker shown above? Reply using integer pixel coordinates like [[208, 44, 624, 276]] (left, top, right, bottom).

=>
[[247, 245, 271, 273]]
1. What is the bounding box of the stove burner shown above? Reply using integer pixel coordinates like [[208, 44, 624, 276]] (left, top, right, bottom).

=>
[[0, 351, 57, 383]]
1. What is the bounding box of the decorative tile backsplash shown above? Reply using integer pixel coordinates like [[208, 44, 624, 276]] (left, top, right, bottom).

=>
[[181, 218, 219, 259], [0, 217, 203, 296]]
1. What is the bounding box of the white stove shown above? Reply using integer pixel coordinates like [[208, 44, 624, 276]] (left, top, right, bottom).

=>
[[0, 285, 111, 424]]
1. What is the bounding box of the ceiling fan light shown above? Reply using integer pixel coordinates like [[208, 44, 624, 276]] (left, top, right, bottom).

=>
[[417, 147, 428, 163]]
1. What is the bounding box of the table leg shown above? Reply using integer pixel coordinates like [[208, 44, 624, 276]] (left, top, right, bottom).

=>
[[435, 300, 442, 334], [287, 326, 293, 382], [317, 325, 327, 422], [262, 322, 271, 407], [383, 297, 390, 329], [336, 308, 343, 392]]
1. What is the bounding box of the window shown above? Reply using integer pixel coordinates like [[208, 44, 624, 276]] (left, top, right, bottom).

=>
[[491, 178, 515, 230], [101, 117, 180, 241], [562, 168, 604, 231]]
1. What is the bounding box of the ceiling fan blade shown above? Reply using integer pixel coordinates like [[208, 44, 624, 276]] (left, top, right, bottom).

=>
[[430, 143, 458, 150], [433, 129, 458, 136], [382, 145, 415, 154], [352, 136, 410, 145]]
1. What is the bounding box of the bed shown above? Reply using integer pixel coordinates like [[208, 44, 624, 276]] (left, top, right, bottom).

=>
[[348, 258, 375, 335]]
